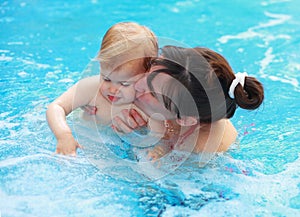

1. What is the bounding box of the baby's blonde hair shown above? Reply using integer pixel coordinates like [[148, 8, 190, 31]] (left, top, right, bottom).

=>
[[97, 22, 158, 71]]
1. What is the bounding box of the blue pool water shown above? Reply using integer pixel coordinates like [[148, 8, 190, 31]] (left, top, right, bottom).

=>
[[1, 0, 300, 216]]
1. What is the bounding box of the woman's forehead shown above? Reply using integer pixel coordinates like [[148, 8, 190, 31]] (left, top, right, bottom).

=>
[[149, 65, 180, 87], [149, 72, 171, 92], [149, 64, 165, 72]]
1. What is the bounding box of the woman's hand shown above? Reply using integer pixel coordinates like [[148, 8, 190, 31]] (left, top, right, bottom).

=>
[[112, 109, 147, 133], [55, 133, 83, 156], [147, 143, 172, 161]]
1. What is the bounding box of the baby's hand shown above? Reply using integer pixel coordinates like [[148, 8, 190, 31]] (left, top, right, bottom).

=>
[[56, 133, 82, 156], [81, 105, 97, 115], [112, 109, 147, 133]]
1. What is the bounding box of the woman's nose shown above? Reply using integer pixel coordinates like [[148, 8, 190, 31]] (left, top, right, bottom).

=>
[[134, 75, 147, 93]]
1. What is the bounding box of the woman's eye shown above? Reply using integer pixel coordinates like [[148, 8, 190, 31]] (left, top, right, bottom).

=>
[[120, 82, 131, 86]]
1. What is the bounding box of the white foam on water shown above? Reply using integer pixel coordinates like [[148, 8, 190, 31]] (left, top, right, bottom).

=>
[[155, 154, 300, 216], [0, 50, 10, 53], [58, 78, 74, 83], [18, 58, 50, 69], [0, 55, 13, 61], [0, 120, 20, 129], [218, 12, 291, 44], [269, 75, 299, 87], [18, 71, 29, 77], [7, 41, 24, 45]]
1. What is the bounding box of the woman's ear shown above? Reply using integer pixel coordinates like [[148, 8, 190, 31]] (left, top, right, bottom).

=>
[[176, 116, 198, 126]]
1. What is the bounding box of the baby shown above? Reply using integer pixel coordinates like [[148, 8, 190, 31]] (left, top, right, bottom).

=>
[[46, 22, 160, 155]]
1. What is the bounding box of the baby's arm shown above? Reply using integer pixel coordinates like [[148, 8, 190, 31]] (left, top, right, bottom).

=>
[[46, 75, 100, 155], [80, 104, 97, 115]]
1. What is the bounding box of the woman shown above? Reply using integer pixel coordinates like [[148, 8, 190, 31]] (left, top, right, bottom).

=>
[[113, 46, 264, 159]]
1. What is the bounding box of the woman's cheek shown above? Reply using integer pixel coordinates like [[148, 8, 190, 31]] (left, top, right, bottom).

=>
[[128, 87, 137, 101]]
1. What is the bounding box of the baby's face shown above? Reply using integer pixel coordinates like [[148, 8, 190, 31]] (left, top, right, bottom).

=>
[[99, 61, 145, 105]]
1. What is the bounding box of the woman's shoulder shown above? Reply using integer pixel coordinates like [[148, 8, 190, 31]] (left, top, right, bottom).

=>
[[218, 119, 237, 152], [193, 119, 237, 152]]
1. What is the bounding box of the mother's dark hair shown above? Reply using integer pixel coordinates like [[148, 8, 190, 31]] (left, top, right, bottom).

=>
[[148, 45, 264, 123]]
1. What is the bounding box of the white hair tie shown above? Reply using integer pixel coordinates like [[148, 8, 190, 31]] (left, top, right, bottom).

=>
[[228, 72, 248, 99]]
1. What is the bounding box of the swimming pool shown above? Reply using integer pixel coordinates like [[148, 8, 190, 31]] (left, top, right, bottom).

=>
[[1, 0, 299, 216]]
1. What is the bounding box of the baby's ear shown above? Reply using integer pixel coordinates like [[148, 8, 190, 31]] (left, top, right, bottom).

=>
[[176, 116, 198, 126]]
